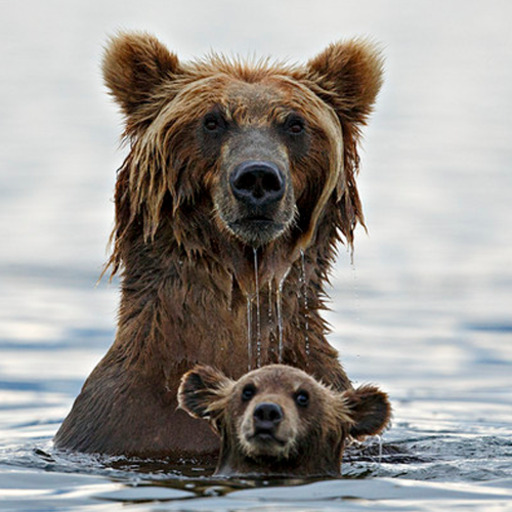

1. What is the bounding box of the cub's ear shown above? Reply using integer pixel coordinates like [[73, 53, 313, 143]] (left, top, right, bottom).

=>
[[307, 39, 384, 126], [344, 384, 391, 439], [177, 365, 233, 420], [102, 31, 183, 122]]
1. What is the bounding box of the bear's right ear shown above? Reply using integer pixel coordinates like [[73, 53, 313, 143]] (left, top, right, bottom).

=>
[[306, 39, 384, 127], [102, 32, 183, 123], [344, 384, 391, 439], [178, 365, 234, 420]]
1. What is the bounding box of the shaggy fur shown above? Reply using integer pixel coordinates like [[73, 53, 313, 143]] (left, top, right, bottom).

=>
[[54, 32, 384, 459], [178, 364, 391, 477]]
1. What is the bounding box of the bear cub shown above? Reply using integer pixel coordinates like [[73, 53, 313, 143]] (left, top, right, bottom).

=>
[[178, 364, 391, 477]]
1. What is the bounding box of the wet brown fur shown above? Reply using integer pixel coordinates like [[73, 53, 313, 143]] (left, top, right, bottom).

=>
[[54, 32, 384, 459]]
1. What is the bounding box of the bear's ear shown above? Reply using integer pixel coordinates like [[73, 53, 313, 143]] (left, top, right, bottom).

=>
[[178, 365, 233, 420], [343, 385, 391, 439], [306, 39, 384, 126], [102, 31, 183, 122]]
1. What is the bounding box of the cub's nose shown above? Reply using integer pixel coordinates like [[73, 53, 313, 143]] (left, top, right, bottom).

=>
[[253, 402, 283, 431], [230, 161, 285, 208]]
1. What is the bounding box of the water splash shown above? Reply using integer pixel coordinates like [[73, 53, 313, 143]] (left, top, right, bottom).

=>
[[300, 250, 310, 357], [253, 248, 262, 368], [276, 268, 290, 363]]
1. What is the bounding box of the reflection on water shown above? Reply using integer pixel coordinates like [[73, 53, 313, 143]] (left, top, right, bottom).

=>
[[1, 0, 511, 510]]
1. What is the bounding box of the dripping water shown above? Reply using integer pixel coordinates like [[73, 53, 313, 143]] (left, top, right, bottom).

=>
[[246, 296, 252, 371], [253, 248, 262, 368], [377, 435, 383, 465], [267, 281, 273, 358], [276, 268, 290, 363], [276, 287, 283, 364], [267, 281, 273, 327], [300, 250, 310, 357]]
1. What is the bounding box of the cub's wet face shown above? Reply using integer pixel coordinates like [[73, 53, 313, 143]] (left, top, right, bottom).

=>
[[232, 371, 316, 459], [178, 364, 392, 477]]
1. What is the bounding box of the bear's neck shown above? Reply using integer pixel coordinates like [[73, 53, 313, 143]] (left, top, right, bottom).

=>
[[104, 190, 353, 395]]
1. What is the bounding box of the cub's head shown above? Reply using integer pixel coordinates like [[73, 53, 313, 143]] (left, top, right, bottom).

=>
[[103, 32, 383, 275], [178, 364, 391, 477]]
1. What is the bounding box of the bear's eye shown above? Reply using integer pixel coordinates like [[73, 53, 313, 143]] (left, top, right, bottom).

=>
[[295, 390, 309, 408], [284, 115, 306, 135], [241, 384, 256, 402], [203, 111, 227, 133], [204, 117, 219, 131]]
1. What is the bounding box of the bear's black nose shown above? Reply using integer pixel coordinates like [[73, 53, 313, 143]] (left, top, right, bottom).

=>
[[230, 161, 285, 208], [253, 402, 283, 431]]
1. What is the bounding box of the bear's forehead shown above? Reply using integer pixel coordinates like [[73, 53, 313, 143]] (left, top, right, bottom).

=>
[[237, 365, 321, 392], [224, 79, 283, 101], [177, 70, 319, 122], [219, 80, 299, 122]]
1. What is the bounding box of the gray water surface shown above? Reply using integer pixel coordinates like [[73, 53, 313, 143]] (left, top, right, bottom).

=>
[[1, 1, 511, 510]]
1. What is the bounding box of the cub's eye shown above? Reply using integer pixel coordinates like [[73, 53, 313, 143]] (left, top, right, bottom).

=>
[[203, 111, 226, 133], [242, 384, 256, 402], [285, 115, 305, 135], [295, 390, 309, 408]]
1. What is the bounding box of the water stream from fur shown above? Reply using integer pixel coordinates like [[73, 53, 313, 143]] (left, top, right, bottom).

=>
[[246, 296, 252, 371], [246, 249, 309, 367], [267, 281, 273, 330], [253, 248, 262, 368], [276, 268, 290, 363], [300, 250, 310, 357]]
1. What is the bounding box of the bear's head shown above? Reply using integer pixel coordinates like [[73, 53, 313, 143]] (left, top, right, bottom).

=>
[[103, 32, 383, 283], [178, 364, 391, 477]]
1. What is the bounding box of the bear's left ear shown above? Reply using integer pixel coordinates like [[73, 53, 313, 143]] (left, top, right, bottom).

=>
[[343, 384, 391, 439], [178, 365, 233, 420], [102, 31, 184, 126], [306, 39, 384, 126]]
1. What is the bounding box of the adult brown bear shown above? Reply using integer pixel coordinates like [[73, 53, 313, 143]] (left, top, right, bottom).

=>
[[54, 32, 383, 460]]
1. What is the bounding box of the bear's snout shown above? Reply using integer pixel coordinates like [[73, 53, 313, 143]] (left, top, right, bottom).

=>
[[253, 402, 284, 433], [230, 161, 286, 210], [238, 396, 298, 459], [214, 125, 296, 247]]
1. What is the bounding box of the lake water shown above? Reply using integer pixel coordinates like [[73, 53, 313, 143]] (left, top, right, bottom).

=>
[[1, 1, 511, 510]]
